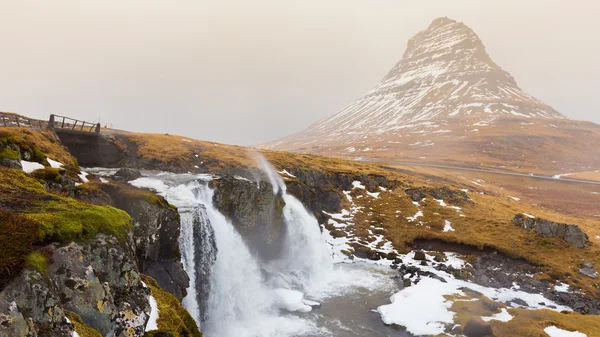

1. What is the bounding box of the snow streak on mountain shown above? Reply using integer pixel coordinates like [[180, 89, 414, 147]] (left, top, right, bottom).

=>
[[263, 17, 565, 151]]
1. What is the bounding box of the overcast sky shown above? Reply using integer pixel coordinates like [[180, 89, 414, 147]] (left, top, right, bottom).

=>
[[1, 1, 599, 145]]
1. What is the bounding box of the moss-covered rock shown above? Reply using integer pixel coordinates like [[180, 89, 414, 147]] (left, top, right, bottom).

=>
[[0, 168, 132, 243], [75, 181, 190, 301]]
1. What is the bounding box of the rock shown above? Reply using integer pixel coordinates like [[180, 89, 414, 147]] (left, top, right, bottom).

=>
[[49, 235, 150, 337], [0, 158, 22, 169], [212, 176, 286, 260], [579, 267, 599, 279], [463, 319, 493, 337], [112, 168, 143, 182], [513, 214, 589, 248], [92, 182, 190, 301], [581, 261, 595, 269], [405, 187, 470, 205], [0, 270, 74, 337], [434, 255, 444, 263], [413, 250, 427, 261]]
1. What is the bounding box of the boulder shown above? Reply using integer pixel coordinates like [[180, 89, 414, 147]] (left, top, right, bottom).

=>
[[0, 270, 74, 337], [579, 261, 598, 279], [463, 319, 493, 337], [112, 168, 143, 182], [413, 250, 427, 261], [513, 214, 589, 248]]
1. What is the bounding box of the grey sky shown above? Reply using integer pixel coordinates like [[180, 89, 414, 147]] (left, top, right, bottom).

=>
[[1, 0, 599, 145]]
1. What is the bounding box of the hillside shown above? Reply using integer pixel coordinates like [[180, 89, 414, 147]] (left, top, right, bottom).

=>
[[261, 17, 600, 175]]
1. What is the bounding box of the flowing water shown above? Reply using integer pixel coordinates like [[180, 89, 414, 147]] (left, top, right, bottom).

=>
[[123, 169, 402, 337]]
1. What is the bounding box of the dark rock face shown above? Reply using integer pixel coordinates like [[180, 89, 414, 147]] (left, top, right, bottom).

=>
[[463, 252, 600, 314], [0, 158, 22, 169], [513, 214, 589, 248], [99, 184, 189, 301], [0, 234, 151, 337], [112, 168, 143, 182], [0, 270, 74, 337], [405, 187, 470, 205], [463, 319, 493, 337], [49, 235, 150, 337], [212, 176, 286, 259], [284, 168, 398, 222]]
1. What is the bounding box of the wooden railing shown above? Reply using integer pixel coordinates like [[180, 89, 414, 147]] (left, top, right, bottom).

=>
[[48, 114, 101, 133], [0, 112, 47, 129], [0, 112, 101, 134]]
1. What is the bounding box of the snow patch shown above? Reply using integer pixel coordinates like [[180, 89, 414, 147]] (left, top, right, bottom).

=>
[[352, 181, 366, 189], [481, 308, 513, 322], [544, 326, 587, 337], [145, 294, 160, 331], [20, 160, 44, 173], [443, 220, 455, 232], [47, 158, 63, 168]]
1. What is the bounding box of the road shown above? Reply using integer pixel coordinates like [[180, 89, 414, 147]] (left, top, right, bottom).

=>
[[370, 161, 600, 186]]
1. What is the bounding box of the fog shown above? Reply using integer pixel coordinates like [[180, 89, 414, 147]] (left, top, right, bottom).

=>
[[1, 0, 599, 145]]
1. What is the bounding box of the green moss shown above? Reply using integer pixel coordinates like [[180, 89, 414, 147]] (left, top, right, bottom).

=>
[[28, 201, 131, 242], [141, 275, 202, 337], [0, 147, 19, 160], [25, 251, 48, 276], [30, 167, 63, 183], [0, 168, 132, 244], [65, 311, 103, 337]]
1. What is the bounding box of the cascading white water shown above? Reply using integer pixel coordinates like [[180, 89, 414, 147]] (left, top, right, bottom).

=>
[[257, 157, 334, 292], [132, 173, 325, 337]]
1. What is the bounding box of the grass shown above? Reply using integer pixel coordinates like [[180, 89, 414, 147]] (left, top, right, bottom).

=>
[[343, 175, 600, 296], [0, 210, 38, 289], [65, 311, 103, 337], [0, 128, 79, 173], [141, 275, 202, 337], [0, 147, 19, 160], [0, 168, 132, 243], [448, 294, 600, 336], [24, 251, 48, 276]]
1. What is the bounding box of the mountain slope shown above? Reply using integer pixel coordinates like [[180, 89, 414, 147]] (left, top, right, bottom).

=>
[[261, 17, 600, 175]]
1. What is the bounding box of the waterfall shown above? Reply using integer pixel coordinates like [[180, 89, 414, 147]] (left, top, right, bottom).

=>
[[257, 156, 334, 292], [132, 173, 323, 337]]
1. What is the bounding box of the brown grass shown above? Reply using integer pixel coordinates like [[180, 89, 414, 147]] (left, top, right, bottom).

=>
[[0, 128, 79, 173]]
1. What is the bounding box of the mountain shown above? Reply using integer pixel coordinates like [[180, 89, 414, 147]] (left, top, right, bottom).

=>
[[261, 17, 600, 175]]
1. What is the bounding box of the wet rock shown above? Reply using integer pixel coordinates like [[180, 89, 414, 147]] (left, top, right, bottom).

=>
[[212, 175, 286, 260], [513, 214, 589, 248], [463, 319, 493, 337], [111, 168, 143, 182], [433, 255, 444, 263]]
